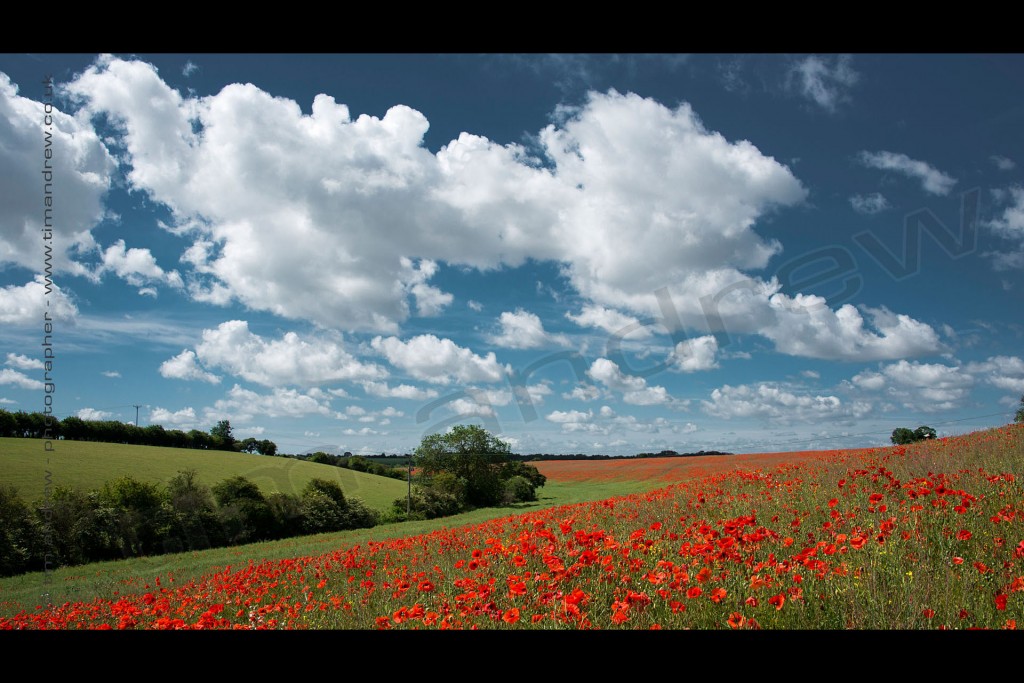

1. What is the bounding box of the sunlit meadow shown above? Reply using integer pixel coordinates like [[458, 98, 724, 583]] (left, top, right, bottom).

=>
[[2, 424, 1021, 630]]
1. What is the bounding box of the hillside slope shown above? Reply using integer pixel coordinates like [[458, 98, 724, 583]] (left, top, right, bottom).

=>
[[0, 438, 408, 510]]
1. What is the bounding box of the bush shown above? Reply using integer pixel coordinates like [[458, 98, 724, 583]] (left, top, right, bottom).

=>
[[411, 425, 544, 515], [164, 470, 223, 552], [891, 425, 937, 445], [212, 476, 275, 544], [340, 496, 379, 530], [267, 492, 305, 538], [47, 486, 120, 565], [0, 485, 42, 577], [98, 476, 172, 557], [391, 484, 464, 522], [301, 490, 348, 534], [503, 475, 537, 504]]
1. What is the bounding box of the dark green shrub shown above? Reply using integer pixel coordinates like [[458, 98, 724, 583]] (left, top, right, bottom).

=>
[[212, 476, 274, 543], [503, 475, 537, 504], [0, 485, 42, 576]]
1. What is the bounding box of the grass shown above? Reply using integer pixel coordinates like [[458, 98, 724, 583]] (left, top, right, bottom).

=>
[[0, 437, 409, 509]]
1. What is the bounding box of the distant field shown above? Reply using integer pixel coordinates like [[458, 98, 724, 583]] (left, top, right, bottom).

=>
[[532, 447, 883, 483], [0, 438, 409, 510]]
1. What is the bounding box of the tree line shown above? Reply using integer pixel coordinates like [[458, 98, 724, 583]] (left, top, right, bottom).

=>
[[0, 410, 277, 455], [0, 471, 377, 578]]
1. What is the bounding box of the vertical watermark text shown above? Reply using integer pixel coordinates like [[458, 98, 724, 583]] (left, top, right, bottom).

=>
[[40, 75, 56, 598]]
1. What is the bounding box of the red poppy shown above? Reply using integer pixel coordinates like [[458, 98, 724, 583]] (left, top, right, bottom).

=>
[[728, 612, 745, 629], [418, 580, 435, 592], [995, 594, 1008, 611], [956, 529, 972, 541], [502, 608, 521, 624], [687, 586, 702, 599], [710, 587, 727, 603], [768, 594, 785, 610], [922, 609, 935, 619]]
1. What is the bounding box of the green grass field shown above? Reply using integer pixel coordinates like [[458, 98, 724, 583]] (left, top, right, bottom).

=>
[[0, 437, 409, 510]]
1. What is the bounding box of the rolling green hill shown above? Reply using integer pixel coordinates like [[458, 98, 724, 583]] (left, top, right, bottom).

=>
[[0, 438, 409, 510]]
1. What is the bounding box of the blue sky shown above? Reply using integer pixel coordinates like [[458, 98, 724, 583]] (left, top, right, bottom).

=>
[[1, 53, 1022, 456]]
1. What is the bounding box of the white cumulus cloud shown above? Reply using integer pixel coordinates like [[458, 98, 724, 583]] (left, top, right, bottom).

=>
[[165, 320, 387, 388], [159, 349, 221, 384], [360, 381, 439, 400], [489, 309, 569, 349], [546, 409, 593, 423], [55, 57, 941, 365], [850, 192, 890, 215], [788, 55, 859, 111], [371, 334, 508, 384], [0, 368, 43, 390], [858, 150, 956, 196], [77, 407, 113, 420], [703, 382, 870, 423], [991, 155, 1016, 171], [673, 335, 719, 372], [205, 384, 333, 423], [149, 406, 198, 426], [0, 71, 115, 274], [763, 300, 943, 361], [964, 355, 1024, 394], [0, 277, 79, 325], [850, 359, 974, 412], [587, 357, 671, 405], [564, 384, 603, 401], [5, 353, 43, 370], [566, 305, 653, 340]]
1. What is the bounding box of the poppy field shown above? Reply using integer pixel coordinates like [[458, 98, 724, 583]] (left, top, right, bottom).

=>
[[2, 424, 1022, 630]]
